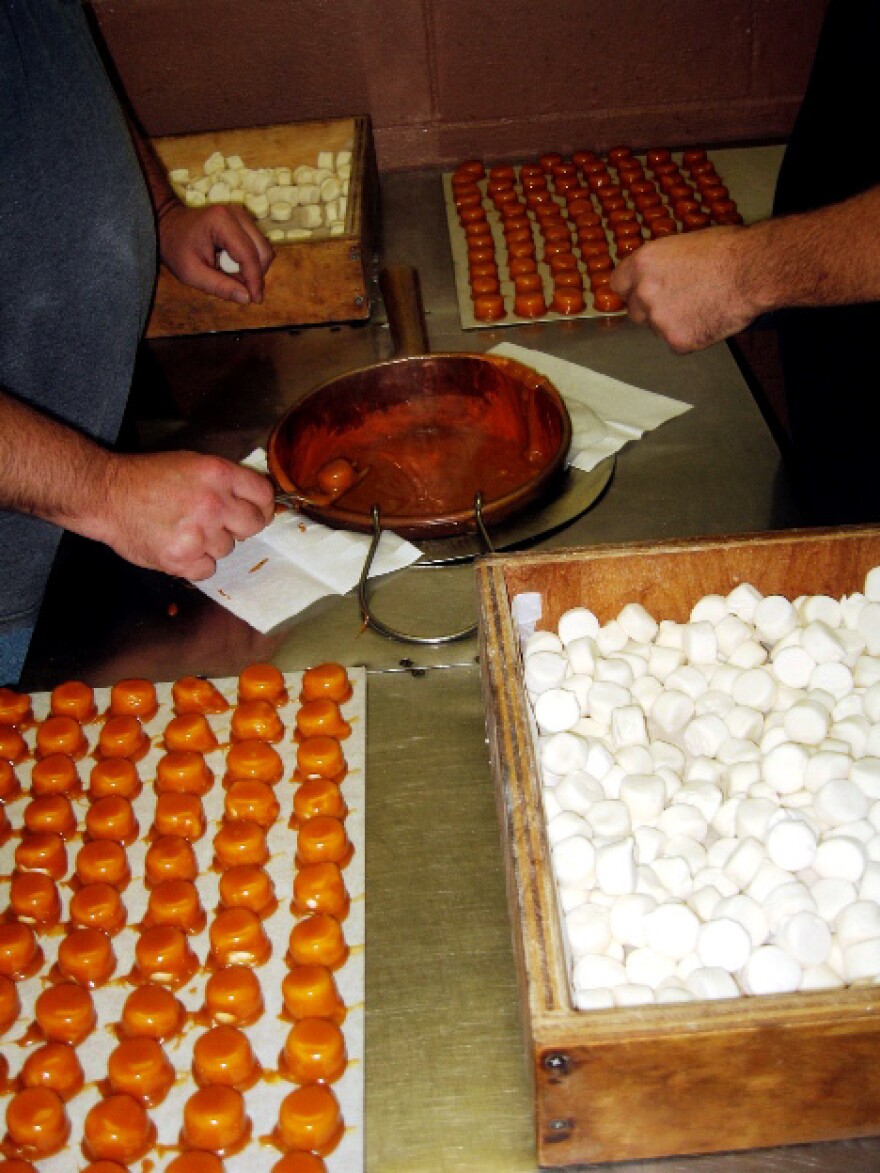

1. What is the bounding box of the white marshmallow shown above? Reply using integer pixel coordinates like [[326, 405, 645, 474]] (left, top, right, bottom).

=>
[[683, 621, 718, 664], [557, 606, 600, 645], [540, 732, 591, 776], [614, 983, 656, 1007], [547, 811, 590, 847], [596, 619, 628, 656], [775, 910, 832, 966], [835, 900, 880, 948], [843, 937, 880, 983], [617, 602, 659, 643], [689, 884, 723, 921], [650, 739, 686, 775], [525, 650, 567, 693], [552, 835, 597, 888], [852, 758, 880, 800], [626, 947, 677, 988], [586, 681, 631, 729], [534, 687, 581, 734], [566, 636, 598, 676], [731, 667, 777, 713], [764, 882, 818, 935], [735, 797, 779, 840], [783, 700, 830, 746], [683, 714, 728, 758], [649, 856, 693, 898], [660, 804, 708, 843], [802, 619, 847, 664], [619, 774, 666, 824], [805, 751, 852, 793], [772, 644, 817, 689], [860, 862, 880, 903], [815, 778, 869, 826], [857, 602, 880, 655], [665, 666, 709, 700], [574, 987, 616, 1010], [566, 902, 613, 956], [724, 705, 764, 742], [746, 859, 796, 903], [696, 917, 752, 972], [762, 741, 809, 795], [815, 835, 868, 883], [572, 953, 628, 991], [726, 582, 763, 623], [715, 893, 770, 947], [766, 816, 818, 871], [612, 704, 648, 749], [608, 892, 657, 948], [811, 661, 855, 702], [811, 877, 857, 924], [740, 945, 802, 995], [595, 838, 637, 895], [587, 800, 632, 841], [554, 771, 606, 816], [728, 639, 769, 669], [754, 594, 798, 643], [800, 964, 845, 991], [596, 657, 634, 689], [648, 644, 684, 682], [686, 966, 740, 1000], [523, 629, 562, 657], [663, 835, 707, 876], [715, 614, 753, 657]]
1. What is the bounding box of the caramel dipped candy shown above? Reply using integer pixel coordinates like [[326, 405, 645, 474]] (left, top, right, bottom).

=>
[[107, 1036, 176, 1106], [292, 861, 350, 920], [49, 679, 96, 722], [134, 925, 199, 988], [120, 985, 186, 1041], [0, 726, 27, 765], [89, 758, 141, 801], [275, 1084, 344, 1157], [29, 753, 79, 796], [295, 698, 351, 741], [192, 1024, 260, 1089], [181, 1085, 251, 1156], [69, 882, 127, 936], [0, 974, 20, 1034], [224, 738, 283, 785], [203, 965, 264, 1027], [288, 914, 348, 971], [83, 1093, 156, 1163], [208, 907, 271, 968], [296, 815, 352, 868], [0, 1158, 39, 1173], [76, 840, 130, 889], [218, 864, 276, 919], [35, 715, 87, 760], [213, 818, 269, 869], [145, 878, 206, 935], [97, 714, 149, 761], [0, 922, 42, 980], [85, 794, 138, 844], [0, 687, 32, 727], [34, 982, 96, 1045], [230, 699, 284, 743], [292, 778, 347, 825], [237, 662, 287, 705], [4, 1087, 70, 1157], [172, 675, 229, 716], [19, 1042, 84, 1101], [281, 965, 346, 1025], [109, 678, 158, 721], [81, 1163, 129, 1173], [145, 835, 198, 887], [156, 750, 214, 796], [153, 792, 206, 841], [22, 794, 76, 839], [224, 777, 279, 827], [300, 662, 352, 704], [56, 926, 116, 988], [296, 735, 347, 782], [8, 871, 61, 927], [280, 1018, 347, 1084], [14, 833, 66, 884], [163, 713, 218, 753]]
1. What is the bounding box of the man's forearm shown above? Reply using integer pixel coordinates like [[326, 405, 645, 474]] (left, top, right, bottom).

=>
[[0, 390, 112, 541]]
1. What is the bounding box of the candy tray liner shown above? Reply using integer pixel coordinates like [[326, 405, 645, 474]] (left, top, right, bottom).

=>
[[0, 669, 365, 1173]]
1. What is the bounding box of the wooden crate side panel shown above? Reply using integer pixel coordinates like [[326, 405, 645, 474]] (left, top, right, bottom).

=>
[[496, 527, 880, 629], [534, 1012, 880, 1166]]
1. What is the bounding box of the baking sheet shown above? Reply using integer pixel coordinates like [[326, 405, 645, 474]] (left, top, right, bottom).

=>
[[443, 148, 742, 330], [0, 669, 365, 1171]]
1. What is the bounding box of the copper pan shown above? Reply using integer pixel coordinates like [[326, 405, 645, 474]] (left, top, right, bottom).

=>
[[267, 266, 572, 540]]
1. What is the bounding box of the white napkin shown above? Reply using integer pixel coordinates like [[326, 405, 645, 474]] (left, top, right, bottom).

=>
[[489, 341, 692, 472], [193, 450, 422, 633]]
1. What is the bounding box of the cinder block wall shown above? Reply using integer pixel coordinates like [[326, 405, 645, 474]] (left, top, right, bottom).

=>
[[90, 0, 827, 171]]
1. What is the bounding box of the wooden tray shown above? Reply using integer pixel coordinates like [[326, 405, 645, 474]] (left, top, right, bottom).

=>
[[476, 527, 880, 1167], [146, 116, 378, 337]]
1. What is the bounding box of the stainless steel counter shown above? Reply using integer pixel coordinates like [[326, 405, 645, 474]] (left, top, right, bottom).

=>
[[22, 159, 880, 1170]]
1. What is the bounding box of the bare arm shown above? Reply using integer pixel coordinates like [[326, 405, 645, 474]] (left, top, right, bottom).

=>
[[610, 185, 880, 353], [131, 131, 274, 305], [0, 390, 275, 581]]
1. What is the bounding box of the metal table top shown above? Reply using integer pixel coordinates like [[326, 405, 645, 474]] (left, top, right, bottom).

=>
[[23, 156, 880, 1171]]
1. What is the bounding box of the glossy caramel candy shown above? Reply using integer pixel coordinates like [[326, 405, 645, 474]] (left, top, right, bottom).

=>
[[120, 985, 186, 1041], [19, 1042, 84, 1101], [223, 738, 283, 785], [203, 965, 264, 1027], [181, 1085, 251, 1156], [145, 878, 206, 935], [0, 759, 21, 801], [208, 907, 271, 968], [75, 840, 130, 889], [106, 1036, 175, 1106], [8, 871, 61, 927], [156, 750, 214, 796], [0, 726, 28, 765], [29, 753, 79, 797], [166, 1153, 226, 1173], [192, 1024, 260, 1090], [271, 1154, 328, 1173], [288, 914, 348, 971], [218, 864, 276, 919], [164, 712, 218, 753], [230, 700, 284, 743], [295, 698, 351, 741], [238, 662, 287, 705], [108, 678, 158, 721], [97, 715, 149, 761], [173, 675, 229, 715], [300, 663, 352, 704], [275, 1084, 344, 1157], [35, 716, 86, 760], [292, 862, 349, 920], [224, 777, 279, 827], [0, 922, 43, 980], [0, 974, 20, 1035], [213, 818, 269, 869], [68, 882, 127, 935], [4, 1087, 70, 1158], [295, 736, 346, 782], [34, 982, 96, 1045], [0, 687, 33, 727], [82, 1093, 156, 1163], [280, 1018, 347, 1084], [133, 925, 199, 988], [49, 680, 96, 722], [56, 927, 116, 988], [292, 778, 347, 826], [281, 965, 346, 1025], [152, 792, 206, 841], [85, 795, 139, 844], [22, 794, 76, 839], [296, 815, 352, 868], [88, 758, 141, 801], [144, 835, 198, 887]]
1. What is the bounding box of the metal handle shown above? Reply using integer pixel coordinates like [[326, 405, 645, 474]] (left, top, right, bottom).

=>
[[357, 496, 495, 645], [379, 265, 430, 357]]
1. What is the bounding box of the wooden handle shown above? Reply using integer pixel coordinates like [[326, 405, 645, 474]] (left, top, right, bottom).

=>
[[379, 265, 430, 357]]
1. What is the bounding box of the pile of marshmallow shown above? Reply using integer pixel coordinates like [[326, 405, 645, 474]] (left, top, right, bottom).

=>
[[522, 567, 880, 1008], [169, 148, 352, 241]]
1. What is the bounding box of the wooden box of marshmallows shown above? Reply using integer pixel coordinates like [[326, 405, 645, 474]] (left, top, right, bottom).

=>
[[146, 116, 377, 337], [476, 526, 880, 1167]]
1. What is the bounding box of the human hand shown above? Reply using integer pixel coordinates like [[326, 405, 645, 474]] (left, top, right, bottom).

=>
[[98, 450, 276, 581], [610, 226, 766, 353], [157, 203, 274, 305]]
